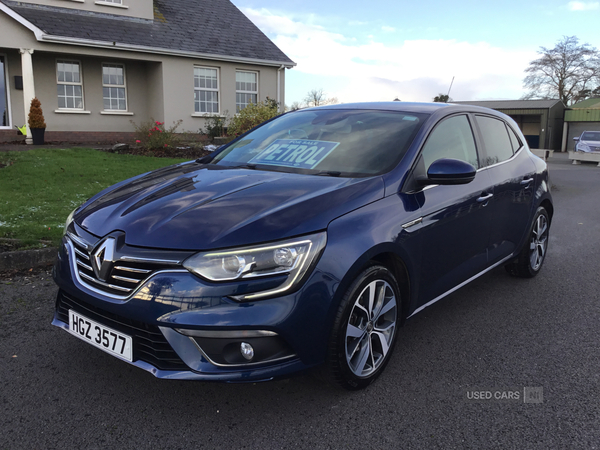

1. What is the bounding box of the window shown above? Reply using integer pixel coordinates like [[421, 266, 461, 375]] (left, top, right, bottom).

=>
[[236, 71, 258, 112], [507, 126, 522, 153], [476, 115, 514, 167], [99, 0, 122, 3], [102, 64, 127, 111], [57, 61, 83, 109], [421, 115, 479, 171], [194, 67, 219, 114]]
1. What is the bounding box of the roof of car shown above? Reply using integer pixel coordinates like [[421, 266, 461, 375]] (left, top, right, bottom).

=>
[[0, 0, 294, 65], [452, 99, 564, 109], [302, 101, 505, 115]]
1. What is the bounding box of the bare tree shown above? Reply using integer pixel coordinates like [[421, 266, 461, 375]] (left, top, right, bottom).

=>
[[433, 94, 452, 103], [523, 36, 600, 106], [304, 89, 337, 107]]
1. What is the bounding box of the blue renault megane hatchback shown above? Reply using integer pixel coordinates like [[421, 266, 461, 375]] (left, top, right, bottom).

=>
[[53, 102, 553, 390]]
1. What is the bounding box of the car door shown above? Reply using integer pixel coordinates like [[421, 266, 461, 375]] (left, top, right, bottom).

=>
[[473, 115, 537, 264], [407, 114, 495, 306]]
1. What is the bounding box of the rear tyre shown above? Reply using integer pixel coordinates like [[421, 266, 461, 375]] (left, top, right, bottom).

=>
[[505, 206, 550, 278], [326, 265, 400, 390]]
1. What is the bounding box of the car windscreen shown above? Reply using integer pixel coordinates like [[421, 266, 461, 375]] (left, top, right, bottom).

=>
[[581, 131, 600, 141], [210, 109, 427, 177]]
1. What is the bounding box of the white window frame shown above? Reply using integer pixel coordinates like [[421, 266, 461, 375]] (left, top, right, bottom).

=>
[[102, 63, 127, 112], [193, 66, 220, 115], [95, 0, 128, 7], [56, 59, 84, 111], [235, 70, 258, 112], [0, 53, 12, 129]]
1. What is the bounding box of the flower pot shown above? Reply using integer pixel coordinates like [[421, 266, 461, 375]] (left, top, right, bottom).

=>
[[31, 128, 45, 145]]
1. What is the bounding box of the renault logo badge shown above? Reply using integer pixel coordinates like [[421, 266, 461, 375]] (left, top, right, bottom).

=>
[[91, 237, 116, 281]]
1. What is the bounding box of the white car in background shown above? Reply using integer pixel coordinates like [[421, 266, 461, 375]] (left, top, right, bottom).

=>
[[574, 131, 600, 152]]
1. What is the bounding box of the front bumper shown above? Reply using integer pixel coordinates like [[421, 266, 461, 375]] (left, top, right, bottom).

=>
[[52, 236, 337, 382]]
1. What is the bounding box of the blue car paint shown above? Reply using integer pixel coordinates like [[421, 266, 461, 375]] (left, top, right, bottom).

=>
[[52, 102, 553, 382]]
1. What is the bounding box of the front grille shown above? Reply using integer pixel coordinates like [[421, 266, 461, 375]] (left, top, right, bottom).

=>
[[57, 291, 189, 371], [66, 230, 191, 299]]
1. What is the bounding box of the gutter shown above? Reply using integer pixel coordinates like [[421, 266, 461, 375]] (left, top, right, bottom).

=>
[[277, 65, 285, 112], [41, 35, 297, 68]]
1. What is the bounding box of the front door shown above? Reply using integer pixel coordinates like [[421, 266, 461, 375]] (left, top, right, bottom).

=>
[[411, 114, 495, 305]]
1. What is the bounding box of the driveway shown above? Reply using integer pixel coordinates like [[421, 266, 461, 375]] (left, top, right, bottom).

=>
[[1, 153, 599, 449]]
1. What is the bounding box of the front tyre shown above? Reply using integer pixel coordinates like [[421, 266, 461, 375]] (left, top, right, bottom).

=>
[[505, 206, 550, 278], [327, 265, 400, 390]]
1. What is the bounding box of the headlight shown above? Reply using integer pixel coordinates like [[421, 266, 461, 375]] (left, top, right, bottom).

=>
[[63, 208, 77, 235], [183, 232, 327, 301], [577, 143, 590, 152]]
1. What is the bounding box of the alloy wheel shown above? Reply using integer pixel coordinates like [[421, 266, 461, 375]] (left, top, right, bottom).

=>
[[529, 213, 548, 271], [345, 279, 397, 378]]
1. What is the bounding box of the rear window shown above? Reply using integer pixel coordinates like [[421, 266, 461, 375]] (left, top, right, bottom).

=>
[[210, 109, 427, 177]]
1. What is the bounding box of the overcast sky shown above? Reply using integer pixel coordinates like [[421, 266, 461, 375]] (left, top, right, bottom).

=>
[[232, 0, 600, 106]]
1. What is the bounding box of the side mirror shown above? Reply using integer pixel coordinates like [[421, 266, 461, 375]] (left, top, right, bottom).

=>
[[573, 137, 580, 141], [420, 158, 476, 186]]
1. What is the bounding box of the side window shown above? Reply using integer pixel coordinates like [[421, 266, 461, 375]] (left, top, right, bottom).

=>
[[421, 114, 479, 171], [476, 115, 514, 166], [507, 126, 522, 152]]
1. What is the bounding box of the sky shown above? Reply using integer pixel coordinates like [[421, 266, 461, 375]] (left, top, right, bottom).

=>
[[231, 0, 600, 106]]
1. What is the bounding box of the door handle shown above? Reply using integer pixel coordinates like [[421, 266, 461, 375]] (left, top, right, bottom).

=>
[[477, 193, 493, 203], [520, 177, 534, 185]]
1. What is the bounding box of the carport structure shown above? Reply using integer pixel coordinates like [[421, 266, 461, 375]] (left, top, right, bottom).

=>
[[454, 99, 565, 151]]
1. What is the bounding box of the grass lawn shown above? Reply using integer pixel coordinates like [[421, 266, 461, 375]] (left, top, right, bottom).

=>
[[0, 147, 188, 248]]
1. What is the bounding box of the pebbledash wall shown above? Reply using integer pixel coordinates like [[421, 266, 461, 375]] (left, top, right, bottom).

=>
[[0, 0, 292, 145]]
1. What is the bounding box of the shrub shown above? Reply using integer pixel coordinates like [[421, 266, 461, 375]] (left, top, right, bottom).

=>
[[28, 97, 46, 129], [202, 113, 228, 140], [131, 119, 183, 149], [227, 97, 280, 137]]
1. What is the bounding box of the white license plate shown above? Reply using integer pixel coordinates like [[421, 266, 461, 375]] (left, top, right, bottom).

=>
[[68, 310, 133, 362]]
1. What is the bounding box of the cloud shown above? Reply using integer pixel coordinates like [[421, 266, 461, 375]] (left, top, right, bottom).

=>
[[381, 25, 396, 33], [242, 7, 535, 102], [567, 1, 599, 10]]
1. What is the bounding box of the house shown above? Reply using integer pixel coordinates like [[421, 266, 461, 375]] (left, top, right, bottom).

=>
[[563, 98, 600, 151], [0, 0, 295, 144], [453, 99, 565, 151]]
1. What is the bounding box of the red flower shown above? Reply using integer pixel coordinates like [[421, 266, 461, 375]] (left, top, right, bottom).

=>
[[136, 140, 141, 143], [164, 144, 168, 147]]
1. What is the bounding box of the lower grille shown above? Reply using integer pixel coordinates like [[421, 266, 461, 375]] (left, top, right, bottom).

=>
[[56, 291, 189, 371]]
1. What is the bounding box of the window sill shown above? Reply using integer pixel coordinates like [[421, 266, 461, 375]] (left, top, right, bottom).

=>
[[191, 113, 224, 118], [66, 0, 85, 3], [100, 111, 134, 116], [95, 1, 128, 9], [55, 109, 91, 114]]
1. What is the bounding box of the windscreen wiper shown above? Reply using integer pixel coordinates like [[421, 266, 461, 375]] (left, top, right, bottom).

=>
[[313, 170, 342, 177]]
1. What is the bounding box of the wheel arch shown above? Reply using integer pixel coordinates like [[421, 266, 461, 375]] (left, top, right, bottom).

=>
[[540, 198, 554, 224], [329, 244, 414, 327]]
